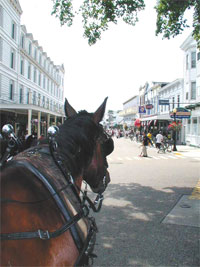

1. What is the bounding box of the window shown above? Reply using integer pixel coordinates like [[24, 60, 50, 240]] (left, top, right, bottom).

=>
[[38, 72, 41, 86], [186, 54, 189, 70], [11, 21, 16, 40], [192, 118, 197, 135], [38, 93, 41, 105], [191, 51, 196, 68], [0, 37, 2, 61], [186, 92, 188, 100], [39, 54, 41, 64], [20, 58, 24, 75], [191, 82, 196, 100], [34, 48, 37, 60], [27, 90, 29, 104], [33, 91, 36, 105], [10, 49, 15, 69], [28, 42, 32, 55], [172, 97, 175, 109], [42, 96, 45, 107], [43, 75, 46, 89], [177, 95, 180, 107], [20, 34, 24, 48], [28, 64, 31, 79], [0, 5, 3, 27], [9, 80, 14, 100], [34, 67, 37, 83], [19, 85, 23, 103], [197, 52, 200, 61]]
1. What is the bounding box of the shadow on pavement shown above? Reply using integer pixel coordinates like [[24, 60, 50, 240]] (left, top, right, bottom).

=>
[[92, 183, 200, 266]]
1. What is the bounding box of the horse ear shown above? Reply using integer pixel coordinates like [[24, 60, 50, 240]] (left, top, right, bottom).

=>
[[93, 97, 108, 124], [64, 98, 77, 118]]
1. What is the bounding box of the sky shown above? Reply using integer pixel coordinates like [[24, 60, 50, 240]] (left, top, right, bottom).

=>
[[19, 0, 193, 112]]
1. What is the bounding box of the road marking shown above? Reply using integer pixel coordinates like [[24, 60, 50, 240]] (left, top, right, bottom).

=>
[[117, 157, 123, 161], [167, 155, 178, 159], [189, 179, 200, 200], [174, 155, 186, 159], [152, 156, 159, 160], [126, 157, 132, 161], [134, 157, 142, 160], [143, 157, 151, 160], [158, 156, 168, 159]]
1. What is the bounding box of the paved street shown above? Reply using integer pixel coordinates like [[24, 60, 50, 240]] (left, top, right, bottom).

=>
[[91, 137, 200, 266]]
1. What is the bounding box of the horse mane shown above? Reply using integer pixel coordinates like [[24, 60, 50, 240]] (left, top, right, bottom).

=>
[[55, 110, 99, 177]]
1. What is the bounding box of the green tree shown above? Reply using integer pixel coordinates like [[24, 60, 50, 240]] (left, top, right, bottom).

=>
[[51, 0, 200, 47]]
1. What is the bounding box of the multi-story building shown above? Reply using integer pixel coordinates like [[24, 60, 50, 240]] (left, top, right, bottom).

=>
[[119, 95, 139, 128], [158, 78, 184, 144], [180, 33, 200, 147], [0, 0, 65, 138], [139, 81, 169, 133]]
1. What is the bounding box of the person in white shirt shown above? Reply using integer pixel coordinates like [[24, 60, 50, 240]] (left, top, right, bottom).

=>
[[156, 131, 163, 150]]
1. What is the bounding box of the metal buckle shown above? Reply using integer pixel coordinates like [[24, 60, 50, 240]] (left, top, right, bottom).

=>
[[38, 229, 50, 240]]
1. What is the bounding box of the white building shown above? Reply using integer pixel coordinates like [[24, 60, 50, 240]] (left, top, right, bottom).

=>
[[158, 78, 184, 144], [119, 95, 139, 127], [0, 0, 65, 138], [180, 33, 200, 147]]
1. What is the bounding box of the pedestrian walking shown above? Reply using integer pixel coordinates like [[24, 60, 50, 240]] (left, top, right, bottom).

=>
[[156, 131, 163, 152], [139, 132, 151, 157]]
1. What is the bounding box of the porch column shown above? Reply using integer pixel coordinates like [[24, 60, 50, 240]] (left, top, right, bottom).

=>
[[28, 109, 32, 135], [54, 115, 57, 125], [47, 114, 50, 129], [37, 111, 41, 138]]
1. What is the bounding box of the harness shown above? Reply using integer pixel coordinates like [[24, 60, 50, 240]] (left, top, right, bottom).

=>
[[0, 144, 105, 266]]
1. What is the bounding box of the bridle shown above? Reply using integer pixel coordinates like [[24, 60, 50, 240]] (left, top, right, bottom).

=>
[[0, 124, 114, 265]]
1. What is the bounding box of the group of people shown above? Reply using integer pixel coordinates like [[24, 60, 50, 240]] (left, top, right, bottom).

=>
[[139, 131, 164, 157]]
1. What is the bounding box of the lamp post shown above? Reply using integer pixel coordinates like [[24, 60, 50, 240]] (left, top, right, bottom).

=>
[[172, 108, 177, 151]]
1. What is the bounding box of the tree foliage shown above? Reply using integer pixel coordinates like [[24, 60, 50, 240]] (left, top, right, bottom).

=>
[[51, 0, 200, 47]]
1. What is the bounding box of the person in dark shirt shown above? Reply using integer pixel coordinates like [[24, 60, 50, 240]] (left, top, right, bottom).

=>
[[139, 132, 151, 157]]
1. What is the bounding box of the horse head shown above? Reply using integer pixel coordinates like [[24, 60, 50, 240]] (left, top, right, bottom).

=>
[[62, 97, 114, 194]]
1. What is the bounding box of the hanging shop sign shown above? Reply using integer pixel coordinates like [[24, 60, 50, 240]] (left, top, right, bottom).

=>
[[138, 106, 146, 113], [170, 107, 191, 119], [159, 99, 169, 105], [146, 104, 154, 109]]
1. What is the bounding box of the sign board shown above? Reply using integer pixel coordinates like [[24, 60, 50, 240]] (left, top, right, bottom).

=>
[[159, 99, 169, 105], [138, 106, 146, 114], [170, 110, 191, 119], [146, 104, 154, 109]]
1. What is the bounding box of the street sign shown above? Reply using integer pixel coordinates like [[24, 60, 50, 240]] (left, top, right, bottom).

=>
[[138, 106, 146, 114], [146, 104, 154, 109], [159, 99, 169, 105]]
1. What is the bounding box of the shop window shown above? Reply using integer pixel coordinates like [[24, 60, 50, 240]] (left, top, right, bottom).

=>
[[187, 119, 191, 134]]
